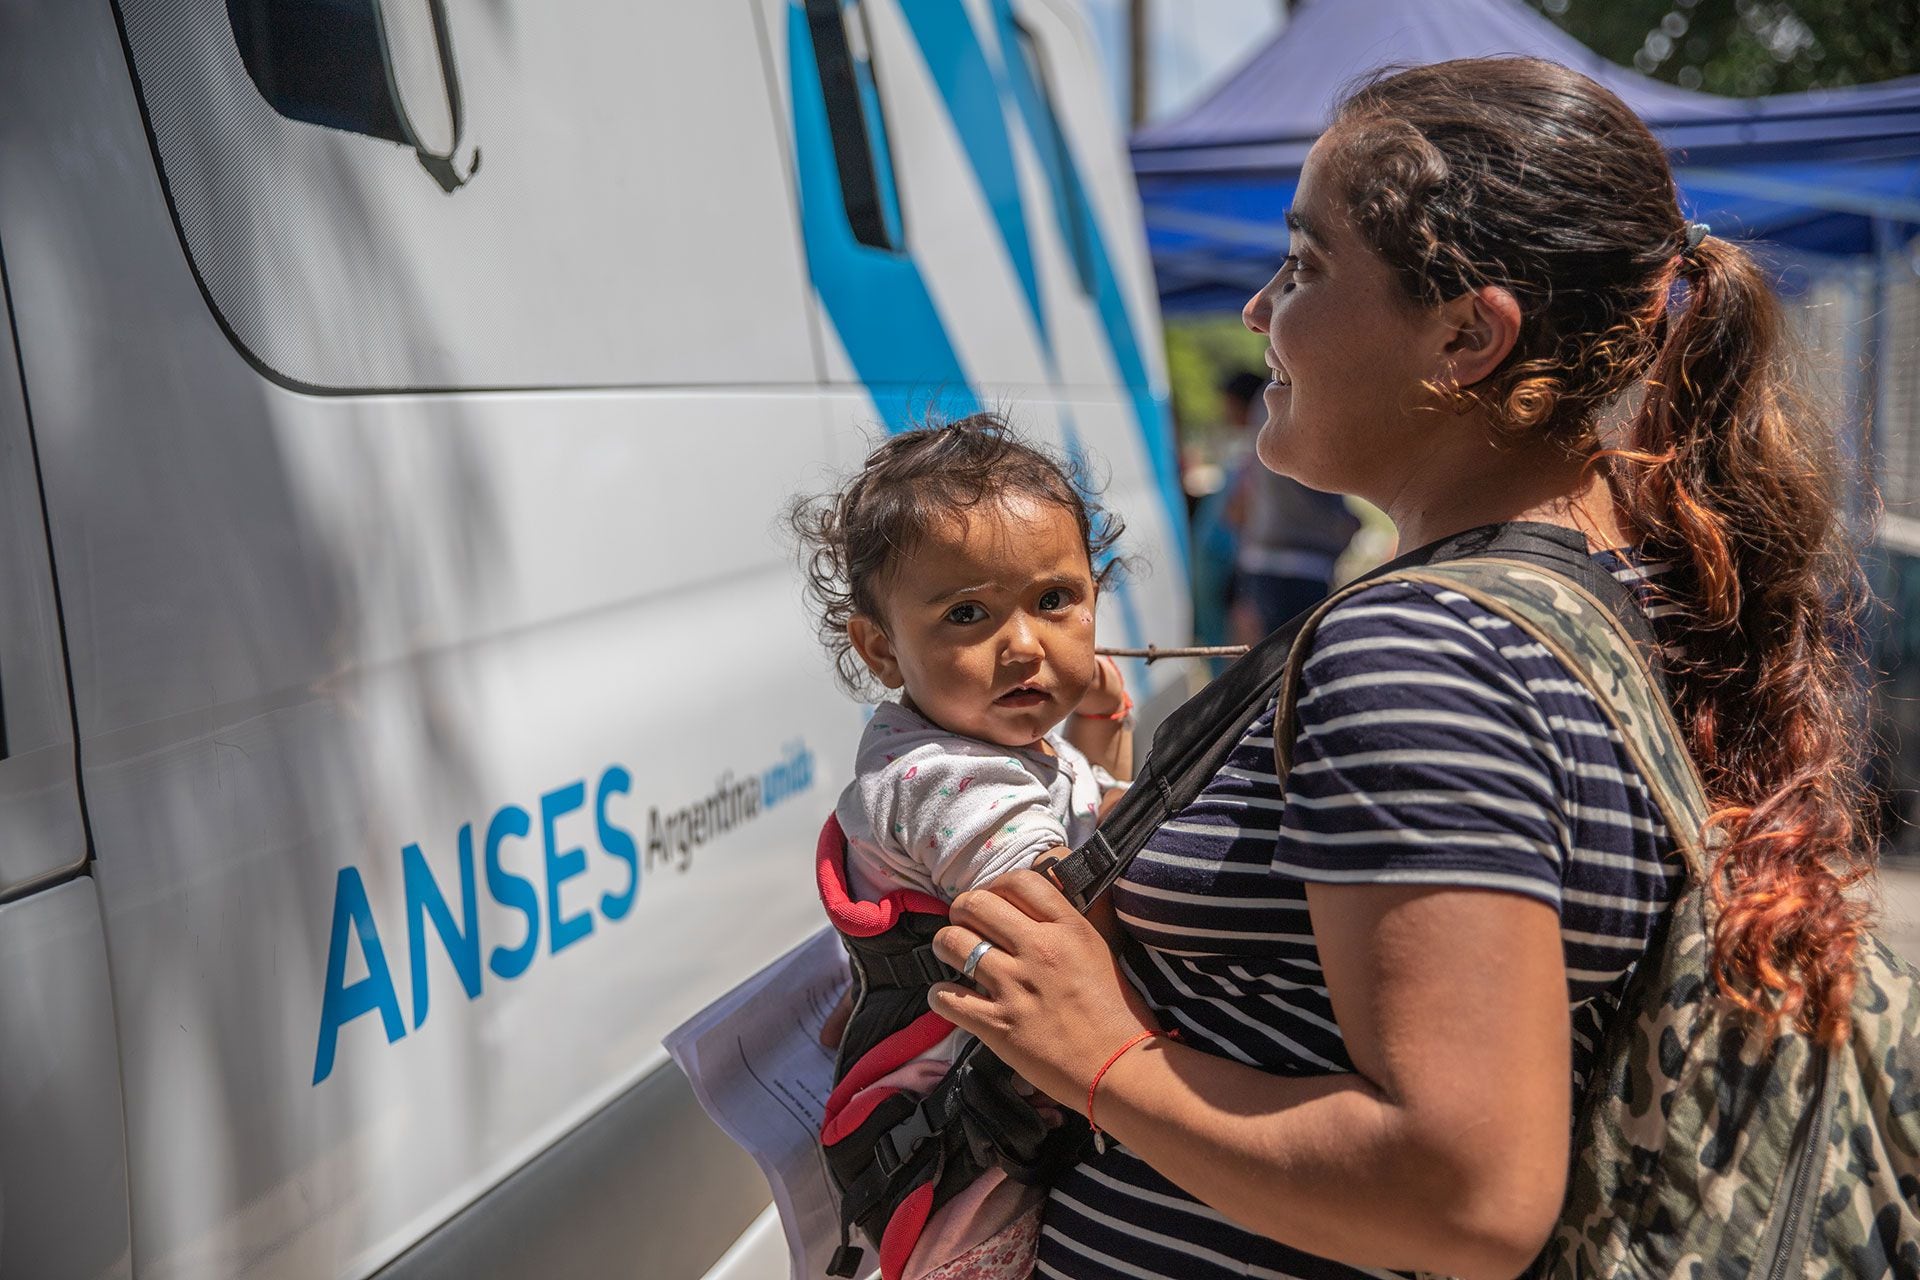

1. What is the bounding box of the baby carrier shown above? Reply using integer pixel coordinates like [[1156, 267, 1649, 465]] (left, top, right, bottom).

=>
[[816, 817, 1081, 1278], [814, 521, 1920, 1279]]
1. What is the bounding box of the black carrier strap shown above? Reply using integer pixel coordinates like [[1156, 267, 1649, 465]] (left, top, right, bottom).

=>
[[1046, 521, 1662, 911], [858, 944, 952, 989]]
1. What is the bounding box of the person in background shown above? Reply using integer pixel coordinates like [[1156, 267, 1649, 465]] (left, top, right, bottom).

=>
[[1185, 372, 1263, 652], [1226, 370, 1362, 641]]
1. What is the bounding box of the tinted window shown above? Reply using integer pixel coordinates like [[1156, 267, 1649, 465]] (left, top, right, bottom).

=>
[[1012, 22, 1094, 295], [805, 0, 905, 253], [228, 0, 408, 145]]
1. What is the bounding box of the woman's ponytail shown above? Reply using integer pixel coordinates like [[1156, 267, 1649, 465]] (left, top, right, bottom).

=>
[[1616, 235, 1874, 1044], [1332, 58, 1876, 1043]]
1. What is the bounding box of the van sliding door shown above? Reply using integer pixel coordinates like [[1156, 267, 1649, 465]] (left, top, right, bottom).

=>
[[0, 255, 86, 902], [0, 244, 133, 1280]]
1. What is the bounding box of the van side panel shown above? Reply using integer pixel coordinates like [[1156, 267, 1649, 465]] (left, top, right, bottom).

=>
[[0, 2, 1183, 1278], [111, 0, 818, 393], [2, 3, 840, 1277], [0, 234, 87, 898], [370, 1066, 766, 1280]]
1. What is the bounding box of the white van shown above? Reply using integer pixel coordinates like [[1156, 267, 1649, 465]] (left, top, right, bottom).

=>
[[0, 2, 1185, 1277]]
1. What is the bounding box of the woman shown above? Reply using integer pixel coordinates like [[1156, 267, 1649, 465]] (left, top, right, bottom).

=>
[[928, 57, 1871, 1280]]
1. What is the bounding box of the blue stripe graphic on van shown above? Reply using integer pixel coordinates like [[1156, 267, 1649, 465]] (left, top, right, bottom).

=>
[[788, 3, 979, 431], [984, 0, 1186, 566], [893, 0, 1047, 342], [790, 2, 1158, 655], [883, 2, 1164, 652]]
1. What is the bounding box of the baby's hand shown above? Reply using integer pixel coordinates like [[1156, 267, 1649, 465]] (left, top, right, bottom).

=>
[[1076, 655, 1128, 719], [819, 987, 852, 1049], [1067, 656, 1133, 781], [1009, 1071, 1065, 1126]]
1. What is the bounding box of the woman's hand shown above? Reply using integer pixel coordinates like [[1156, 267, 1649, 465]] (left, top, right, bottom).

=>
[[929, 868, 1159, 1111]]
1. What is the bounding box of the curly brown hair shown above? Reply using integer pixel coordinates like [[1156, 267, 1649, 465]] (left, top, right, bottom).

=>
[[790, 413, 1125, 699], [1329, 57, 1874, 1043]]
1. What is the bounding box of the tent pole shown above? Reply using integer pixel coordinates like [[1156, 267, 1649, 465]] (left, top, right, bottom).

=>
[[1129, 0, 1149, 127], [1870, 216, 1900, 536], [1863, 214, 1914, 858]]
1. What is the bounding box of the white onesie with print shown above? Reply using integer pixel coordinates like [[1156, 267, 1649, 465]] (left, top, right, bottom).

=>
[[836, 700, 1112, 905]]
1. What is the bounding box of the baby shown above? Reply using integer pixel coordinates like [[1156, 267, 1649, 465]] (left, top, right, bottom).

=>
[[794, 414, 1133, 1279]]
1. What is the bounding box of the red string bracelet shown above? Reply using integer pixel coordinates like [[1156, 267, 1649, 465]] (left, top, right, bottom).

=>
[[1072, 685, 1132, 722], [1086, 1027, 1174, 1136]]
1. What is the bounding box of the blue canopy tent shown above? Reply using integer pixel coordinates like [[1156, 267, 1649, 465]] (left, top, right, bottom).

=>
[[1130, 0, 1920, 313], [1132, 0, 1920, 851]]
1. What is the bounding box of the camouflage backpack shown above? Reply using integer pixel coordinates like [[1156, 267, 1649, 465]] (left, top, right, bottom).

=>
[[1354, 560, 1920, 1279]]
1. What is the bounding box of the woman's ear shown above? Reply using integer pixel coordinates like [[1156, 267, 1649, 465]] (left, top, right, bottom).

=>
[[1438, 285, 1523, 389], [847, 614, 905, 690]]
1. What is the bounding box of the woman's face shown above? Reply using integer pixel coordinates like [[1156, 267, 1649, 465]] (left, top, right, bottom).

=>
[[1241, 137, 1448, 502]]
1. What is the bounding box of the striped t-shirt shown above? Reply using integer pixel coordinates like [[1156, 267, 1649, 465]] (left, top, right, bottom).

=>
[[1036, 553, 1681, 1280]]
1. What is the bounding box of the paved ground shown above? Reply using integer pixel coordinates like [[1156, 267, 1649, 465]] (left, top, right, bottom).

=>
[[1879, 860, 1920, 969]]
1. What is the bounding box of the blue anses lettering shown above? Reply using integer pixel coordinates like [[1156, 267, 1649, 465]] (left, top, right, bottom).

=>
[[313, 744, 814, 1085], [486, 804, 539, 981], [598, 765, 639, 922], [543, 780, 595, 956]]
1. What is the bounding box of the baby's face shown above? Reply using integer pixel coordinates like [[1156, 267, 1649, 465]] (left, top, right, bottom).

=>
[[853, 497, 1099, 748]]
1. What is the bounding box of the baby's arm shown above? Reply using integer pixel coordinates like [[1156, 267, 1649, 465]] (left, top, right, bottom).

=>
[[876, 748, 1073, 898], [1063, 656, 1133, 782]]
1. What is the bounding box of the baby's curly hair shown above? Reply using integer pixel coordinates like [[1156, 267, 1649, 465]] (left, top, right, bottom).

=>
[[790, 412, 1125, 698]]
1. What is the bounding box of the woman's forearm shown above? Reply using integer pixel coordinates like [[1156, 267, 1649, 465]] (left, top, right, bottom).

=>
[[932, 879, 1571, 1280], [1087, 1036, 1564, 1280]]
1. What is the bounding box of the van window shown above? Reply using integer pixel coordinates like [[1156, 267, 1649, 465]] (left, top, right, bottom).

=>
[[1011, 21, 1094, 296], [227, 0, 472, 192], [227, 0, 409, 145], [804, 0, 905, 253]]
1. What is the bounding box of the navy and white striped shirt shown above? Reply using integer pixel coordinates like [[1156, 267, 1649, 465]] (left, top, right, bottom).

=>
[[1037, 553, 1681, 1280]]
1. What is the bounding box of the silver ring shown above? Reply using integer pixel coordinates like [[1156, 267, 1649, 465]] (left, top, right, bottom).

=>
[[960, 940, 995, 980]]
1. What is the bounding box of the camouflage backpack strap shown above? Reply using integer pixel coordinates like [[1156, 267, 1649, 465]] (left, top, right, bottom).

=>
[[1365, 560, 1746, 1277]]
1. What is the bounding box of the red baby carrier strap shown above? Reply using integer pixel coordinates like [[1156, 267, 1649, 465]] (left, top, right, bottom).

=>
[[816, 814, 1078, 1280], [818, 812, 950, 935]]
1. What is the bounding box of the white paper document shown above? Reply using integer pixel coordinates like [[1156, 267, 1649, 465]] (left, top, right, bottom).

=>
[[665, 928, 855, 1280]]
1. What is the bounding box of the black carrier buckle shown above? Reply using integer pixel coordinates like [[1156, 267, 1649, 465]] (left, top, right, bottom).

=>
[[862, 943, 954, 988], [874, 1097, 941, 1176]]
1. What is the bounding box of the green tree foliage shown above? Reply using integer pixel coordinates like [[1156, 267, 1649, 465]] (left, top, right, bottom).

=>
[[1526, 0, 1917, 95], [1165, 315, 1269, 446]]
